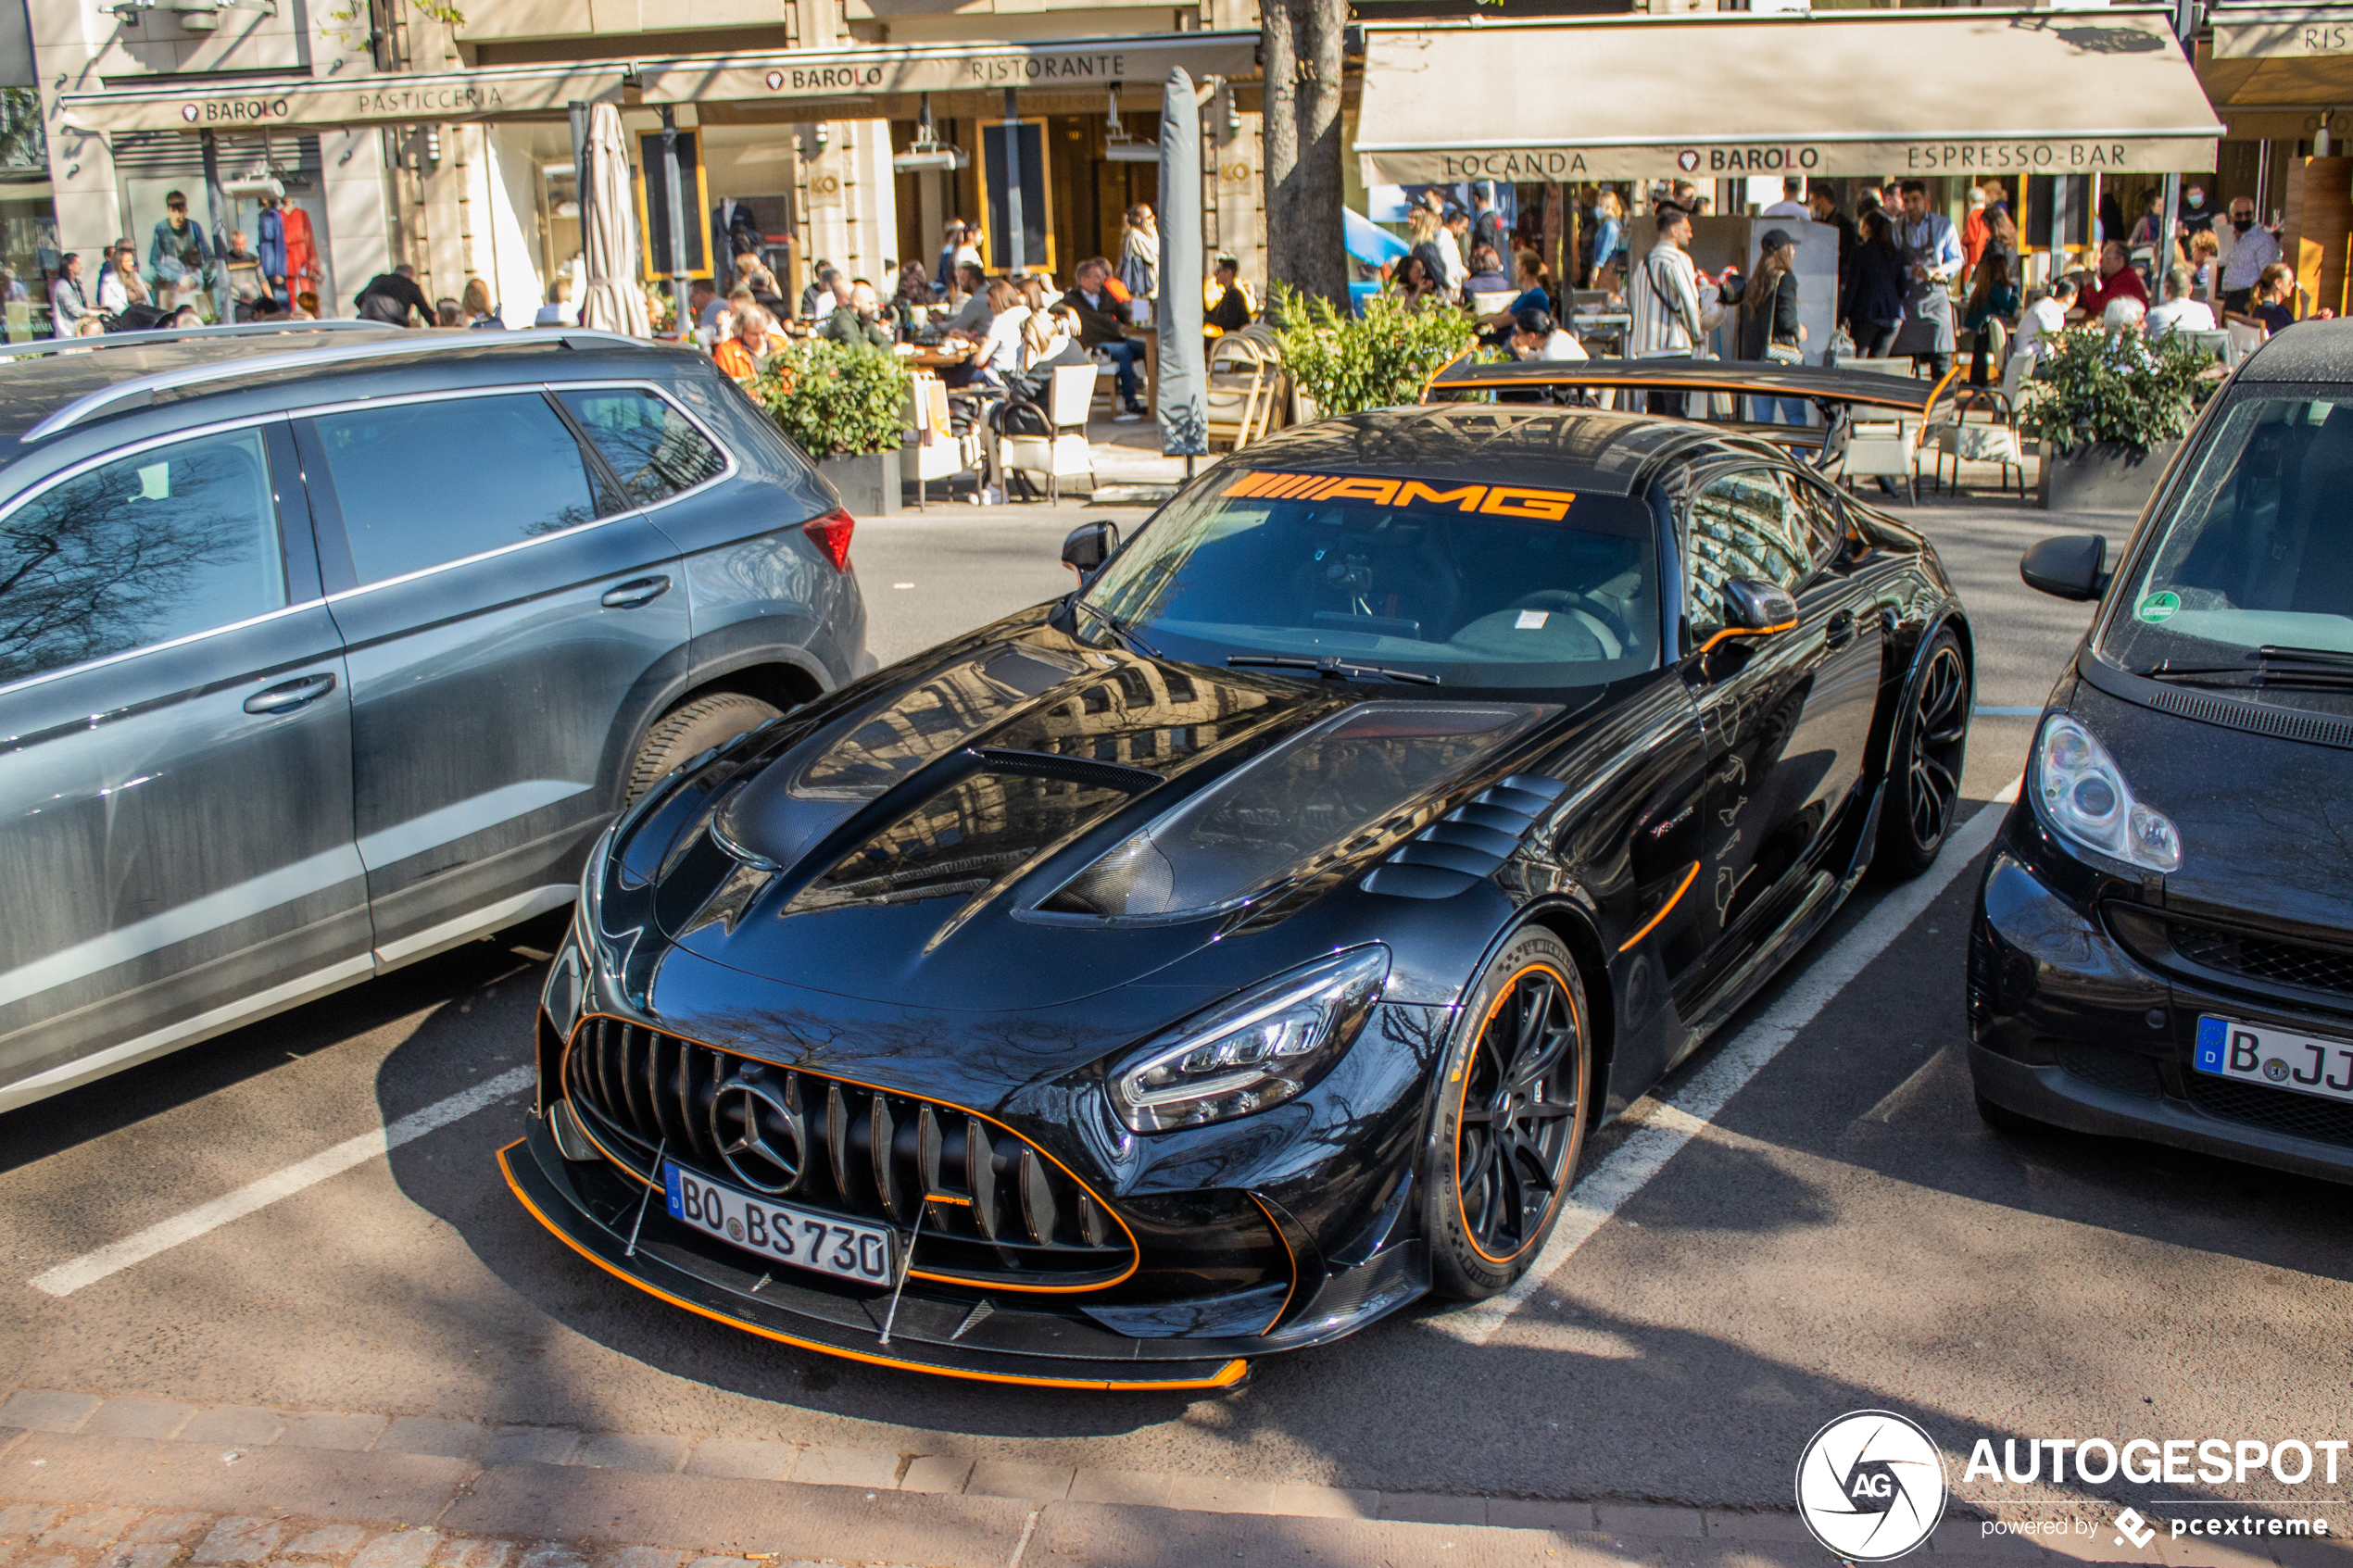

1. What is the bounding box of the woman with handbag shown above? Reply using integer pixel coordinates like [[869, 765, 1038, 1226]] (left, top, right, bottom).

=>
[[1735, 228, 1808, 425]]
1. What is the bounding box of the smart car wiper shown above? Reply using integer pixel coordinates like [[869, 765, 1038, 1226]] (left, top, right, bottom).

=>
[[1075, 599, 1163, 660], [1225, 655, 1441, 685], [2140, 651, 2353, 689]]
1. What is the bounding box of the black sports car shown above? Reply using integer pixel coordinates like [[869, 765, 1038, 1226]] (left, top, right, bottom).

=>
[[1969, 323, 2353, 1180], [505, 402, 1975, 1387]]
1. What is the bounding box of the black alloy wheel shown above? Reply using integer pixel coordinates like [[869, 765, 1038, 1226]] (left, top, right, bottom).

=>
[[1879, 629, 1970, 877], [1428, 928, 1592, 1298]]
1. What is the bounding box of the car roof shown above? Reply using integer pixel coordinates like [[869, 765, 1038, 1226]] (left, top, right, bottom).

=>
[[2235, 318, 2353, 383], [0, 327, 701, 472], [1226, 404, 1743, 497]]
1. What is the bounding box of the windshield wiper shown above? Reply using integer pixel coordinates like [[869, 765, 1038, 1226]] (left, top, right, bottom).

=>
[[1075, 599, 1163, 660], [2139, 647, 2353, 688], [1226, 654, 1441, 686]]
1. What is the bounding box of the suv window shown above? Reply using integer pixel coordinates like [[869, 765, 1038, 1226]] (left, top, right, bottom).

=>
[[559, 387, 726, 506], [1686, 468, 1815, 633], [313, 393, 610, 585], [0, 427, 284, 684]]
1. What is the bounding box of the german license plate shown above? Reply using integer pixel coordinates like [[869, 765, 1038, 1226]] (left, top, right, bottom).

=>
[[662, 1163, 895, 1286], [2194, 1015, 2353, 1104]]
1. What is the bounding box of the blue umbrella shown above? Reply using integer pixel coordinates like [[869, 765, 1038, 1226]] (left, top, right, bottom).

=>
[[1345, 207, 1409, 267]]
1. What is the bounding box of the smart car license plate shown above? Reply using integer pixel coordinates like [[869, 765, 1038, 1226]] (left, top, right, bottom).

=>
[[662, 1164, 895, 1286], [2194, 1015, 2353, 1104]]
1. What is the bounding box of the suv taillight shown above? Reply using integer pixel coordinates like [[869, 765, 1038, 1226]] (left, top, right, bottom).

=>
[[802, 508, 854, 571]]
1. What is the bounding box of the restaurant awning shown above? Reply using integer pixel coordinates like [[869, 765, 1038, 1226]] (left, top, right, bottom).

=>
[[634, 32, 1260, 121], [1355, 9, 2223, 186], [2197, 4, 2353, 135], [57, 61, 625, 133], [54, 32, 1258, 136]]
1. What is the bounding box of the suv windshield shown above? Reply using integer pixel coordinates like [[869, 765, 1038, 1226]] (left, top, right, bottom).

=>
[[1079, 467, 1660, 688], [2104, 394, 2353, 709]]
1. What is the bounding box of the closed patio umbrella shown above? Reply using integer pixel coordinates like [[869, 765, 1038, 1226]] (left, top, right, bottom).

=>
[[1155, 68, 1207, 460], [582, 101, 651, 338]]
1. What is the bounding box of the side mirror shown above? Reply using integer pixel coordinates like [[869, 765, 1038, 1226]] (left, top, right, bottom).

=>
[[1720, 576, 1799, 634], [1061, 519, 1120, 577], [2020, 533, 2108, 601]]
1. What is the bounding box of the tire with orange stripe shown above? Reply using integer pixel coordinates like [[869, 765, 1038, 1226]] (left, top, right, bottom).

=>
[[1424, 928, 1592, 1301]]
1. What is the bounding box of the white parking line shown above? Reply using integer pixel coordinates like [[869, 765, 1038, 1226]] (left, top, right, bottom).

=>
[[28, 1066, 534, 1298], [1439, 777, 2022, 1345]]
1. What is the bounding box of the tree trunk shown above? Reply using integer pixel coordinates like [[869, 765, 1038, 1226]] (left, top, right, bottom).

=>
[[1263, 0, 1347, 307]]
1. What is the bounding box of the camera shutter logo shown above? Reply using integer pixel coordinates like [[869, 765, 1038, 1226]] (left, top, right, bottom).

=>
[[1795, 1411, 1948, 1561]]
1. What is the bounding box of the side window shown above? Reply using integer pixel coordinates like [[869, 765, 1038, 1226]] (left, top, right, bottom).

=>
[[559, 387, 727, 506], [0, 427, 284, 684], [1685, 468, 1813, 633], [311, 393, 610, 586], [1789, 477, 1847, 566]]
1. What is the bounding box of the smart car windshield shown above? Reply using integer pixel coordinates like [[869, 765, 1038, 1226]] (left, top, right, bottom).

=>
[[1078, 468, 1661, 689], [2103, 394, 2353, 710]]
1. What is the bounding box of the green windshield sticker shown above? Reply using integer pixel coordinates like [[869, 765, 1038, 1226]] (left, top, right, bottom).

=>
[[2138, 591, 2180, 622]]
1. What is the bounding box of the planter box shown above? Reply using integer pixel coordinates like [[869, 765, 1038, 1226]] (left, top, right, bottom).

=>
[[816, 449, 901, 518], [2038, 439, 2180, 515]]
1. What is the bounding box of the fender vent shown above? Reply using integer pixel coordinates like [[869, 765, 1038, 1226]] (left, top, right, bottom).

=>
[[1361, 774, 1568, 900]]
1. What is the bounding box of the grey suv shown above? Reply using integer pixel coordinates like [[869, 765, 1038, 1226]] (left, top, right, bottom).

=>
[[0, 323, 870, 1112]]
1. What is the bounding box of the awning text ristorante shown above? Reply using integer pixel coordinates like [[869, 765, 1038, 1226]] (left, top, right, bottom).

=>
[[629, 31, 1261, 105]]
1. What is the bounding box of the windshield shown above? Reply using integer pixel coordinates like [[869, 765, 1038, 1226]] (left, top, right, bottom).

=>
[[1080, 468, 1661, 689], [2103, 395, 2353, 700]]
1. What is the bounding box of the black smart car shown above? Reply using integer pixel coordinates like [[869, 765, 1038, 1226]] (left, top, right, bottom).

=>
[[509, 402, 1975, 1386], [1971, 321, 2353, 1180]]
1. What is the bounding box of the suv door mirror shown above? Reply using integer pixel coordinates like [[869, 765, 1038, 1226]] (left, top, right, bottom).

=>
[[1062, 520, 1119, 577], [1720, 576, 1799, 634], [2020, 534, 2108, 601]]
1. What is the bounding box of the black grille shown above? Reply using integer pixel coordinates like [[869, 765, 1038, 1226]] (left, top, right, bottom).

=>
[[2184, 1072, 2353, 1149], [2171, 922, 2353, 1000], [563, 1017, 1134, 1289], [2059, 1046, 2162, 1098]]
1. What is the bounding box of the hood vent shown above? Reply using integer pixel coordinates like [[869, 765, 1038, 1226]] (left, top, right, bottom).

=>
[[1360, 774, 1568, 900]]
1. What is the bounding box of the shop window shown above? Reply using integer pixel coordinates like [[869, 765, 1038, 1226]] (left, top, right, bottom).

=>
[[558, 388, 726, 506], [311, 394, 609, 585], [0, 428, 283, 683]]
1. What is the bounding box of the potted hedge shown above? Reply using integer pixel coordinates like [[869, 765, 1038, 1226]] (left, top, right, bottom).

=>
[[2021, 326, 2211, 514], [751, 338, 911, 516], [1267, 285, 1478, 417]]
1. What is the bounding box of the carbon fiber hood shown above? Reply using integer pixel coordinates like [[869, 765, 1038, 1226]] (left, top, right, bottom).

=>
[[618, 620, 1546, 1010]]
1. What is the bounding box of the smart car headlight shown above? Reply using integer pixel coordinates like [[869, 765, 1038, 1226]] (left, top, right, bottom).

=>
[[1107, 947, 1390, 1133], [2033, 713, 2182, 872]]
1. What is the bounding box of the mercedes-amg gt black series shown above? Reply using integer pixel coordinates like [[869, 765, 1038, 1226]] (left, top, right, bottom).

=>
[[1970, 324, 2353, 1180], [504, 402, 1975, 1387]]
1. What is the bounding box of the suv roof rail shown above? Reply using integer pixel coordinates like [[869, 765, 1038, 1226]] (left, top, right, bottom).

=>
[[0, 319, 399, 362], [19, 327, 659, 444]]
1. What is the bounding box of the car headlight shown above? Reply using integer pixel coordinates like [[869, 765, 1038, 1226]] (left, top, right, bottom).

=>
[[1107, 947, 1390, 1133], [2033, 713, 2182, 872]]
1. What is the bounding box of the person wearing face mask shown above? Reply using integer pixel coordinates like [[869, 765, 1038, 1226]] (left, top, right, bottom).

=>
[[2217, 197, 2279, 316], [2176, 182, 2219, 239]]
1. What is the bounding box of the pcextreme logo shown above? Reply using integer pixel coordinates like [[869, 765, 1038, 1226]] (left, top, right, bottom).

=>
[[1795, 1411, 1949, 1561]]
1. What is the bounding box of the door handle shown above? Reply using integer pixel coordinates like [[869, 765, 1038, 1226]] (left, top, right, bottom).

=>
[[244, 671, 336, 715], [601, 574, 673, 609], [1824, 609, 1856, 650]]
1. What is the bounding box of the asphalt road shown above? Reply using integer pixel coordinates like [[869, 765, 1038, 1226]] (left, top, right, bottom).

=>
[[15, 495, 2335, 1520]]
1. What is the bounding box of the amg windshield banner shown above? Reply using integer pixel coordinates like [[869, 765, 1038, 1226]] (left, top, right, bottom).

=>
[[1359, 135, 2220, 185]]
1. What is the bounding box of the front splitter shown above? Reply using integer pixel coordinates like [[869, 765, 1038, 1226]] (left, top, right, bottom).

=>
[[497, 1123, 1252, 1391]]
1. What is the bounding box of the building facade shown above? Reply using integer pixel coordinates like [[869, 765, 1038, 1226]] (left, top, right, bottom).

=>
[[22, 0, 1265, 324]]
